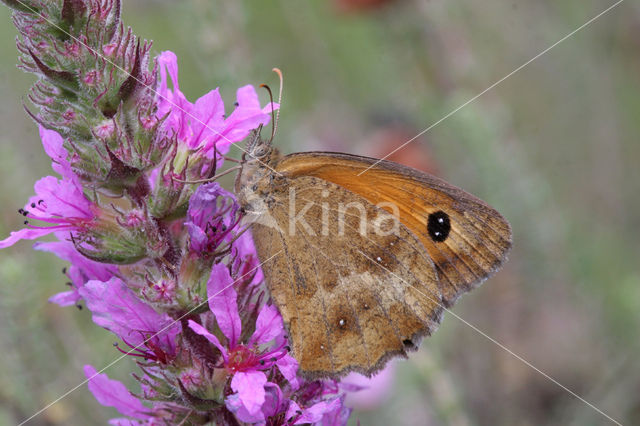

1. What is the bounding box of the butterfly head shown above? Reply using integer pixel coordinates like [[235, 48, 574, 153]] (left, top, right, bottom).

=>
[[245, 125, 275, 161], [236, 70, 284, 214], [235, 126, 281, 205]]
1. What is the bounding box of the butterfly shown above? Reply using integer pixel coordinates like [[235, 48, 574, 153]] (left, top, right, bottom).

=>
[[235, 131, 512, 379]]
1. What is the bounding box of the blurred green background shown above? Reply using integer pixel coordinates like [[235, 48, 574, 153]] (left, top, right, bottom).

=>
[[1, 0, 639, 424]]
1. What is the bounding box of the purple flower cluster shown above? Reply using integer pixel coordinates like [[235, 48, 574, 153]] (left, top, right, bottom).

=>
[[1, 1, 352, 424]]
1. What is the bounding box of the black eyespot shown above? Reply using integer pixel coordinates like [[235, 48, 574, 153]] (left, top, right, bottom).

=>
[[427, 211, 450, 242]]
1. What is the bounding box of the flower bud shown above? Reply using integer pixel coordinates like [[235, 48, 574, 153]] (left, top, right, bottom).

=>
[[61, 0, 87, 33], [75, 207, 168, 264], [147, 141, 210, 220]]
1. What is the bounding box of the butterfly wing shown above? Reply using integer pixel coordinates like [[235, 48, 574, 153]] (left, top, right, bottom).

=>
[[246, 174, 444, 379], [276, 152, 512, 307]]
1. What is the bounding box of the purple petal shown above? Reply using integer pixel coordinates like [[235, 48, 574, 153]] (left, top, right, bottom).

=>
[[261, 383, 285, 418], [157, 51, 180, 93], [189, 89, 226, 150], [207, 263, 241, 347], [157, 50, 227, 155], [276, 355, 300, 390], [156, 51, 194, 142], [187, 320, 228, 363], [39, 125, 65, 161], [230, 370, 267, 416], [147, 167, 159, 191], [186, 183, 237, 230], [185, 183, 242, 257], [84, 365, 150, 419], [221, 102, 270, 143], [262, 102, 280, 115], [108, 419, 141, 426], [48, 289, 81, 307], [79, 278, 180, 353], [236, 85, 262, 109], [39, 126, 74, 179], [235, 85, 280, 114], [289, 398, 343, 425], [34, 240, 117, 282], [286, 400, 304, 423], [249, 304, 284, 346], [342, 364, 395, 410], [233, 232, 264, 285], [155, 53, 275, 162], [30, 175, 93, 219], [0, 227, 53, 249], [47, 265, 86, 306], [319, 396, 351, 426], [200, 85, 276, 155], [167, 90, 193, 142], [225, 393, 265, 423], [36, 240, 117, 306], [184, 221, 208, 253]]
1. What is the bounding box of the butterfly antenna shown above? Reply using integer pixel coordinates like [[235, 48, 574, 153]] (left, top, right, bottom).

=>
[[259, 68, 283, 145], [259, 83, 276, 144], [271, 67, 283, 141]]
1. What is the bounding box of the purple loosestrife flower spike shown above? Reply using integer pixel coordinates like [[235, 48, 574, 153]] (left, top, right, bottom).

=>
[[1, 0, 353, 422]]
